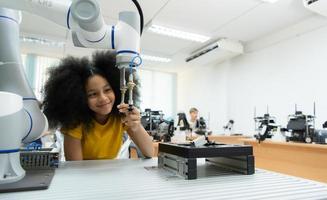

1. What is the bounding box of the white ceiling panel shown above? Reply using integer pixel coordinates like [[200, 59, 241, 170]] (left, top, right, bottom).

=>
[[20, 11, 68, 40], [10, 0, 323, 72], [141, 31, 194, 56], [152, 0, 259, 34], [212, 0, 314, 42]]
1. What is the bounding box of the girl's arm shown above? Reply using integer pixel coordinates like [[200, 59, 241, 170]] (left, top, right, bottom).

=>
[[118, 104, 153, 157], [64, 134, 83, 160]]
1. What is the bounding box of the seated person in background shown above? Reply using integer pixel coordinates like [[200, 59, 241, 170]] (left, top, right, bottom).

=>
[[188, 108, 210, 136], [42, 51, 153, 160], [188, 107, 199, 132]]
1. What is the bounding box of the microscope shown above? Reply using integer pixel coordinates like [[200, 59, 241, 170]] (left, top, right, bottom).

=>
[[223, 119, 234, 134]]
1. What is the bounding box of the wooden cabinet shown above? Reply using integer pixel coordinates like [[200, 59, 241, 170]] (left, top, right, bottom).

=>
[[242, 139, 327, 183]]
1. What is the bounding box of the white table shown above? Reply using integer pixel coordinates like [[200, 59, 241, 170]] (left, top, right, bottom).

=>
[[1, 158, 327, 200]]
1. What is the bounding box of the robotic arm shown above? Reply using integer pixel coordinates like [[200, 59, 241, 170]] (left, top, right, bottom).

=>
[[0, 0, 142, 104], [0, 0, 141, 50], [0, 0, 142, 184]]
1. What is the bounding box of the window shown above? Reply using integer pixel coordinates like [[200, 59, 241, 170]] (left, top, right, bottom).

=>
[[22, 54, 59, 100], [34, 56, 59, 99], [138, 69, 176, 118]]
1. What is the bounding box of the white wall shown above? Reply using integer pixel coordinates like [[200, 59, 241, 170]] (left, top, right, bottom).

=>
[[177, 16, 327, 135], [177, 62, 230, 133]]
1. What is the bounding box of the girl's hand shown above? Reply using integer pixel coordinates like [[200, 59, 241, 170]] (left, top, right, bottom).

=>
[[117, 103, 142, 131], [117, 104, 153, 157]]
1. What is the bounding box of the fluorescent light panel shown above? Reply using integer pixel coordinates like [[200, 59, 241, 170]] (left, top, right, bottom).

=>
[[141, 54, 171, 63], [20, 37, 65, 48], [149, 25, 210, 43]]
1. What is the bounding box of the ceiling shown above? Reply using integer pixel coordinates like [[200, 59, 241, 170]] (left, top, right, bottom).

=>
[[17, 0, 315, 72]]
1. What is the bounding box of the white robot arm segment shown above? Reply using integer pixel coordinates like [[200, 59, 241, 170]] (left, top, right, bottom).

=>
[[0, 0, 71, 28], [0, 0, 141, 56]]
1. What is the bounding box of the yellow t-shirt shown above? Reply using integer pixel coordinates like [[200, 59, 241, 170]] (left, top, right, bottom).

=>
[[62, 116, 126, 160]]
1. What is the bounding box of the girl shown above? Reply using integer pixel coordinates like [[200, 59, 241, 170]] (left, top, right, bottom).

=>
[[43, 51, 153, 160]]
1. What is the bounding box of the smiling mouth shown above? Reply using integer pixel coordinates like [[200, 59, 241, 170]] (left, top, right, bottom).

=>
[[97, 103, 110, 107]]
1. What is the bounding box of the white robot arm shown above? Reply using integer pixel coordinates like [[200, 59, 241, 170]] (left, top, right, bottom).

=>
[[0, 0, 142, 68], [0, 0, 142, 184]]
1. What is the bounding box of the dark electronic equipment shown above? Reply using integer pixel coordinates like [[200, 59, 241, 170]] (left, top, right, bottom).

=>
[[141, 109, 174, 142], [223, 119, 234, 131], [176, 112, 190, 131], [158, 140, 255, 180], [254, 113, 278, 142], [194, 117, 208, 135], [0, 148, 59, 193], [313, 129, 327, 144], [281, 111, 315, 143], [281, 104, 326, 144], [323, 121, 327, 129]]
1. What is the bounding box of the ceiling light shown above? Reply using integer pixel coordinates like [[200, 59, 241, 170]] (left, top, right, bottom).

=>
[[260, 0, 280, 3], [141, 54, 171, 63], [20, 37, 65, 48], [148, 25, 210, 43]]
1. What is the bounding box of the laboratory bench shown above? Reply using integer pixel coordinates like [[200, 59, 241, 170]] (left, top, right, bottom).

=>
[[1, 158, 327, 200], [207, 134, 251, 144]]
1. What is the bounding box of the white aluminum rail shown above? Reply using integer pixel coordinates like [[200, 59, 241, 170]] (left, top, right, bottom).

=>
[[1, 158, 327, 200]]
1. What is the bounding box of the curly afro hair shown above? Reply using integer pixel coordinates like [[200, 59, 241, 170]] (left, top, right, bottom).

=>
[[43, 50, 140, 131]]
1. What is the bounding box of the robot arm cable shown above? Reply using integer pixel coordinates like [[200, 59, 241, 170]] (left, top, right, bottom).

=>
[[131, 0, 144, 35]]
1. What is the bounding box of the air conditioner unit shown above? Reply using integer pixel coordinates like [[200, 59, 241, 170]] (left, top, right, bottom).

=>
[[185, 38, 244, 65], [303, 0, 327, 17]]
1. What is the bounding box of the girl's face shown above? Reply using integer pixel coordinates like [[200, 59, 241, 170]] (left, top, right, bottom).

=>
[[85, 75, 115, 122]]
